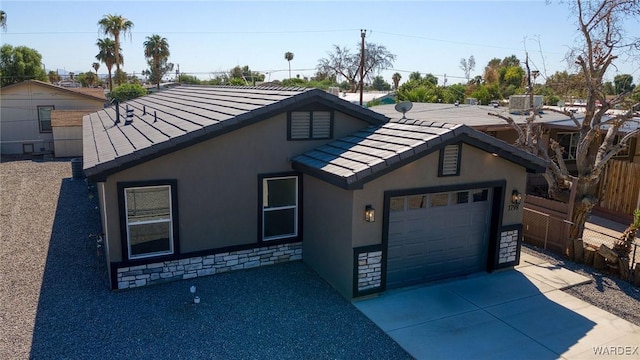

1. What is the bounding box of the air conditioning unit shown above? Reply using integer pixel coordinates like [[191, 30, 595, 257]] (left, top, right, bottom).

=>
[[509, 95, 543, 115], [327, 87, 340, 96]]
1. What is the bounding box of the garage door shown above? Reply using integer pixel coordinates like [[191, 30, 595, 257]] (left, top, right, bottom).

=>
[[387, 188, 492, 289]]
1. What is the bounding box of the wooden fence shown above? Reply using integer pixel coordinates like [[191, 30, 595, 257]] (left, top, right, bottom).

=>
[[597, 160, 640, 219]]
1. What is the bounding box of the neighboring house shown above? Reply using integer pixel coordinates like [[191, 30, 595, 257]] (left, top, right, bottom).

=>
[[371, 102, 639, 162], [545, 115, 640, 220], [57, 80, 82, 88], [336, 91, 395, 106], [83, 86, 546, 298], [145, 82, 180, 93], [0, 80, 107, 156]]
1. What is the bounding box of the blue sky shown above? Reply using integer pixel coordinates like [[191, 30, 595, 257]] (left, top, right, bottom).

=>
[[2, 0, 639, 85]]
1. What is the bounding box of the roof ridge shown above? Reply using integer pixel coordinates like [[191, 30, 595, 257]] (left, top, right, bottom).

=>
[[177, 84, 315, 92]]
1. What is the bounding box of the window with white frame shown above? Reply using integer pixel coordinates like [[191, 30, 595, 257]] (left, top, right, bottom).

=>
[[38, 105, 54, 133], [557, 132, 579, 160], [262, 176, 298, 240], [288, 111, 332, 140], [124, 185, 174, 259], [612, 135, 631, 159]]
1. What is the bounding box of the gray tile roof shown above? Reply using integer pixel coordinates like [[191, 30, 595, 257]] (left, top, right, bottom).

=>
[[369, 102, 579, 130], [83, 86, 388, 181], [291, 118, 548, 190]]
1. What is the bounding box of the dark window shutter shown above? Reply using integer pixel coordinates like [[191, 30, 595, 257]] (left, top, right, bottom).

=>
[[290, 112, 310, 139], [311, 111, 331, 139]]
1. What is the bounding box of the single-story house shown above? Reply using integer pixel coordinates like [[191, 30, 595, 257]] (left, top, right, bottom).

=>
[[0, 80, 107, 156], [83, 86, 546, 298]]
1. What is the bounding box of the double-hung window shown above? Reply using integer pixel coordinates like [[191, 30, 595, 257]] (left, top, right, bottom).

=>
[[123, 184, 176, 260], [38, 105, 54, 133], [261, 175, 299, 241]]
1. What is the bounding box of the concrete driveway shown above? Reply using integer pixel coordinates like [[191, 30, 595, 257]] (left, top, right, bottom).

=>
[[354, 253, 640, 359]]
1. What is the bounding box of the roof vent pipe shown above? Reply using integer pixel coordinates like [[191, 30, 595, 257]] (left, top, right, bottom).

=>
[[143, 105, 147, 115], [154, 111, 157, 123], [125, 105, 134, 125], [114, 100, 120, 124]]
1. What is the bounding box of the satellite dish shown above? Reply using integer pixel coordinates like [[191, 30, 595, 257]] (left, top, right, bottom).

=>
[[394, 101, 413, 119]]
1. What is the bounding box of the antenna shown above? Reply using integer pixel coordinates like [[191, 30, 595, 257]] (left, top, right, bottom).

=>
[[394, 101, 413, 119]]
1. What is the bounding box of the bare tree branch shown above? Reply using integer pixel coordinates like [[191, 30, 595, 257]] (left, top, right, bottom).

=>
[[317, 42, 395, 93], [541, 106, 582, 128]]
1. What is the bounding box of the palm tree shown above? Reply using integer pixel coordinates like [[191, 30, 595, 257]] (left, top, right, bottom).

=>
[[98, 14, 133, 85], [0, 10, 7, 32], [284, 52, 294, 79], [143, 34, 171, 90], [48, 70, 60, 84], [95, 38, 120, 91], [92, 62, 100, 78], [392, 72, 401, 91]]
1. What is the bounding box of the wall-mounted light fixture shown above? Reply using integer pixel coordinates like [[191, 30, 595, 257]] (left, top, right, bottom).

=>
[[511, 190, 522, 205], [365, 205, 375, 222]]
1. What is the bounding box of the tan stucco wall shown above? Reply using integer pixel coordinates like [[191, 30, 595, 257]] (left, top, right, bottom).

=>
[[300, 142, 530, 298], [0, 82, 104, 154], [302, 175, 354, 298], [350, 143, 528, 249], [101, 111, 370, 263]]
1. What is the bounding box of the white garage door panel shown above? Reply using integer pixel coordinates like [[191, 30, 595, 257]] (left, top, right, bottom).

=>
[[387, 189, 492, 289]]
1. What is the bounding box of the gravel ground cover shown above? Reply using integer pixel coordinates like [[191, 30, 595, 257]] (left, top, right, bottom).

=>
[[0, 159, 411, 360], [521, 244, 640, 327], [4, 158, 639, 359]]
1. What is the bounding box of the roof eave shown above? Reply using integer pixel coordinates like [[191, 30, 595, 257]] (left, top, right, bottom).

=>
[[291, 124, 549, 189]]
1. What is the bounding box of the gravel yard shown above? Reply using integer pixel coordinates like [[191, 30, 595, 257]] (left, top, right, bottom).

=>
[[3, 158, 639, 359], [0, 159, 410, 360], [521, 244, 640, 327]]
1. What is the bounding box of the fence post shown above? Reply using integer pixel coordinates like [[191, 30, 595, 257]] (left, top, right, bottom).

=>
[[544, 215, 550, 250], [631, 243, 638, 284]]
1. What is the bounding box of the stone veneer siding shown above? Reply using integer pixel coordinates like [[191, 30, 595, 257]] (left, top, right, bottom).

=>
[[357, 250, 382, 292], [498, 230, 519, 264], [116, 242, 302, 289]]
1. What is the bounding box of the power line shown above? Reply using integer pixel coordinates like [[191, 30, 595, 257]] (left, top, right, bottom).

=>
[[5, 29, 360, 36], [388, 69, 467, 80], [374, 31, 564, 55]]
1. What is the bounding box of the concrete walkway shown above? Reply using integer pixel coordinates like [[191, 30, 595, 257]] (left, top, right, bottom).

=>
[[355, 252, 640, 359]]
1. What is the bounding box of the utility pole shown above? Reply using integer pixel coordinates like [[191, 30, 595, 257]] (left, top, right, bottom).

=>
[[359, 29, 366, 106]]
